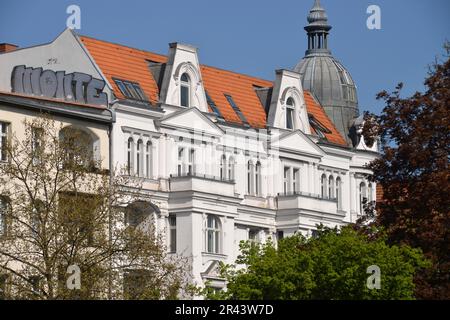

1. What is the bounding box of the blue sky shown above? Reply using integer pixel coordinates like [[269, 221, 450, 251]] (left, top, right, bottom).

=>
[[0, 0, 448, 115]]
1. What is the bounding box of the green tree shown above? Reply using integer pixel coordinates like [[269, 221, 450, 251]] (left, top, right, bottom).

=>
[[211, 226, 428, 300]]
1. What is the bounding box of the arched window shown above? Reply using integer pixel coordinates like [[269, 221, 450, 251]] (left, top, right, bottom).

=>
[[220, 154, 227, 180], [125, 201, 157, 228], [247, 161, 254, 194], [359, 182, 367, 214], [228, 156, 235, 181], [368, 183, 373, 203], [336, 177, 342, 210], [206, 215, 221, 254], [59, 127, 95, 169], [328, 176, 335, 199], [146, 141, 152, 178], [127, 137, 134, 175], [286, 97, 295, 130], [321, 174, 327, 198], [255, 161, 262, 196], [136, 139, 143, 177], [180, 73, 190, 107]]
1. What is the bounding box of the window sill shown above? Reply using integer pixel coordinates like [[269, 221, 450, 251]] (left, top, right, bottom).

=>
[[201, 252, 227, 259]]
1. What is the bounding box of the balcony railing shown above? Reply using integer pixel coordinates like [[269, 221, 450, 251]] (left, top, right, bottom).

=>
[[170, 172, 235, 184], [277, 191, 337, 202], [169, 172, 235, 196]]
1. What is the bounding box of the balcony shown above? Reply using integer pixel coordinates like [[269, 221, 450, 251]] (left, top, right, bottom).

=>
[[277, 191, 339, 216], [169, 172, 235, 197]]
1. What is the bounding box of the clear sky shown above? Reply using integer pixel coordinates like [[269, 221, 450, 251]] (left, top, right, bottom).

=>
[[0, 0, 448, 115]]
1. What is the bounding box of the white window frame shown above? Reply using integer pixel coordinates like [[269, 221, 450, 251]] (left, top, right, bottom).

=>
[[127, 137, 134, 175], [321, 174, 327, 198], [188, 148, 195, 175], [293, 168, 300, 193], [180, 73, 190, 108], [206, 215, 221, 254], [336, 177, 342, 210], [255, 161, 262, 196], [228, 156, 235, 181], [359, 182, 367, 214], [220, 154, 227, 180], [145, 141, 152, 178], [169, 215, 176, 253], [177, 147, 184, 176], [286, 98, 295, 130], [136, 139, 143, 177]]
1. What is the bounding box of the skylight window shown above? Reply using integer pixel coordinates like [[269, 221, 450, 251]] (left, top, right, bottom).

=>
[[224, 94, 249, 125], [205, 91, 224, 120], [308, 114, 331, 139], [113, 78, 148, 102]]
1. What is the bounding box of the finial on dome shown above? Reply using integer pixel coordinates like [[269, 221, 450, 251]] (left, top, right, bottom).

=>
[[304, 0, 332, 54]]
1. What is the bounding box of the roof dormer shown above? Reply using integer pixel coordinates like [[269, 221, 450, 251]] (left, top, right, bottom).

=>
[[158, 43, 208, 112], [267, 69, 311, 134]]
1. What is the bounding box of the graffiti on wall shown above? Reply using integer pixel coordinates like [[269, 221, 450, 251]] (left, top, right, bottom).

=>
[[11, 65, 108, 106]]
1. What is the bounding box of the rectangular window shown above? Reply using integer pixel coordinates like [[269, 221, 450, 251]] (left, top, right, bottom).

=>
[[0, 122, 8, 162], [177, 147, 184, 176], [113, 78, 148, 102], [283, 167, 290, 195], [180, 84, 189, 107], [249, 229, 259, 243], [293, 169, 300, 193], [205, 91, 224, 120], [277, 230, 284, 240], [286, 108, 294, 129], [169, 216, 176, 253], [224, 94, 249, 125], [188, 148, 195, 175]]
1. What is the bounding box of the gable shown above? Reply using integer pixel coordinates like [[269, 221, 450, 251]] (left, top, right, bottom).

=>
[[275, 130, 325, 157], [159, 107, 223, 136]]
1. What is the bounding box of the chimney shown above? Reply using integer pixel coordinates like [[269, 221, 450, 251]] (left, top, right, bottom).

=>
[[0, 43, 18, 53]]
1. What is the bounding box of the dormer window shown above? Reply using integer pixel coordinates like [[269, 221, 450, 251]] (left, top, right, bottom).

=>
[[286, 97, 295, 130], [180, 73, 190, 107]]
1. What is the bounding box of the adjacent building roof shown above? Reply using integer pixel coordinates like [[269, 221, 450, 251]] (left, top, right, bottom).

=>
[[79, 35, 346, 146]]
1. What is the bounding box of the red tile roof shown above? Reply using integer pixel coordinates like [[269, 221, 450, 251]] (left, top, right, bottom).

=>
[[303, 91, 347, 146], [79, 35, 346, 146]]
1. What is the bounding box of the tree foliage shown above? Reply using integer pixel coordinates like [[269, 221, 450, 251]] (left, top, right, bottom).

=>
[[0, 116, 193, 299], [208, 226, 428, 300], [362, 44, 450, 299]]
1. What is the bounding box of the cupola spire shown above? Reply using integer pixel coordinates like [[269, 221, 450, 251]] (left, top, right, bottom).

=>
[[305, 0, 332, 56]]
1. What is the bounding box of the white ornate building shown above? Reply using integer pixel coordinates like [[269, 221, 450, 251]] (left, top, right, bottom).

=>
[[0, 1, 378, 291]]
